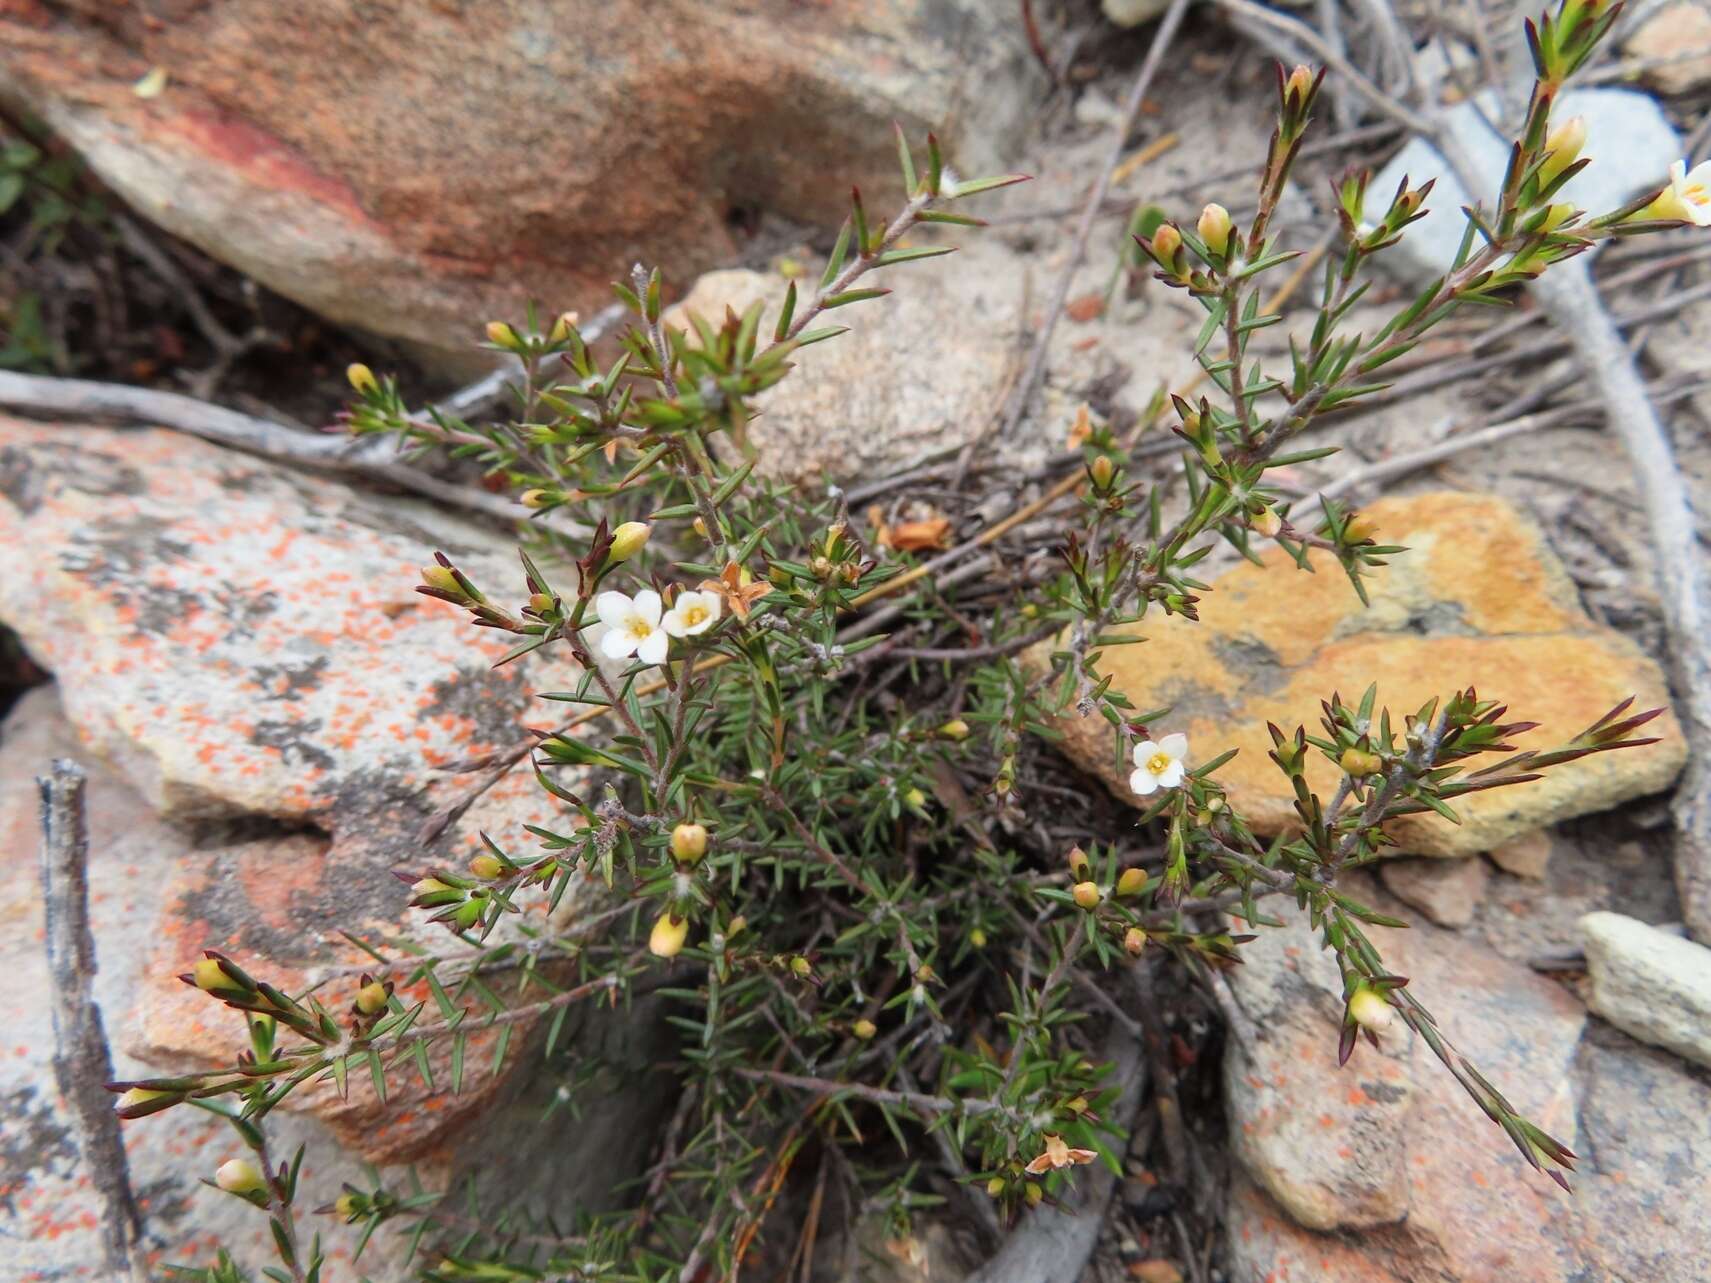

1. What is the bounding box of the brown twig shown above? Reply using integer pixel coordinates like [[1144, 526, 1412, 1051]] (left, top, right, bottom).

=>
[[37, 760, 151, 1283]]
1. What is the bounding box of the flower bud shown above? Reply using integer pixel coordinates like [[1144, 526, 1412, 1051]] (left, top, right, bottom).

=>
[[1348, 986, 1395, 1031], [650, 913, 689, 958], [116, 1087, 166, 1113], [853, 1018, 877, 1040], [1539, 116, 1587, 187], [1124, 927, 1147, 956], [1344, 514, 1377, 543], [215, 1158, 265, 1195], [485, 320, 520, 349], [354, 981, 389, 1016], [453, 900, 483, 929], [671, 822, 709, 864], [519, 488, 555, 510], [903, 786, 927, 809], [1539, 203, 1576, 233], [726, 915, 747, 938], [469, 853, 504, 879], [1149, 223, 1182, 265], [1072, 881, 1101, 910], [1068, 846, 1091, 879], [969, 927, 988, 948], [1339, 747, 1383, 777], [334, 1193, 361, 1219], [346, 363, 379, 396], [1284, 64, 1315, 104], [987, 1176, 1007, 1198], [412, 877, 452, 897], [548, 310, 578, 343], [1025, 1182, 1044, 1206], [1116, 867, 1146, 898], [937, 718, 971, 741], [1089, 454, 1116, 489], [420, 564, 461, 595], [1197, 202, 1233, 256], [192, 957, 230, 991], [608, 521, 652, 562], [790, 955, 813, 979], [1252, 506, 1282, 538]]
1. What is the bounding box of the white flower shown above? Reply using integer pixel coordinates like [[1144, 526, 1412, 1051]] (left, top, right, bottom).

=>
[[1653, 159, 1711, 227], [662, 588, 722, 638], [596, 589, 669, 666], [1130, 732, 1188, 796]]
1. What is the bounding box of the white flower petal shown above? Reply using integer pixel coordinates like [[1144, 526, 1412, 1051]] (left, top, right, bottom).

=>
[[1159, 732, 1188, 760], [661, 608, 690, 639], [1132, 740, 1159, 766], [596, 591, 634, 629], [632, 589, 663, 627], [600, 627, 638, 659], [1157, 760, 1186, 788], [1671, 159, 1689, 185], [637, 629, 670, 667], [1130, 769, 1159, 796]]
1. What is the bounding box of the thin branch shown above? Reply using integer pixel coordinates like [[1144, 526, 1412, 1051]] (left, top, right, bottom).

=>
[[38, 760, 151, 1283]]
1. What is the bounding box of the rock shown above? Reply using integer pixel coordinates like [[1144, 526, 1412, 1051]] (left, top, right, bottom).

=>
[[1570, 1030, 1711, 1281], [0, 415, 610, 1163], [1488, 828, 1553, 880], [1042, 491, 1685, 856], [1225, 885, 1592, 1282], [669, 238, 1048, 483], [1580, 910, 1711, 1069], [1103, 0, 1171, 27], [1625, 3, 1711, 95], [1222, 903, 1415, 1231], [1371, 89, 1680, 280], [0, 2, 1041, 369], [1379, 855, 1489, 928], [0, 685, 390, 1279]]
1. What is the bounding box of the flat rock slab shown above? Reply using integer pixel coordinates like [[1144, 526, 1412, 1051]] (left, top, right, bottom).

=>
[[1042, 491, 1685, 856], [0, 416, 597, 1162], [1372, 88, 1680, 281]]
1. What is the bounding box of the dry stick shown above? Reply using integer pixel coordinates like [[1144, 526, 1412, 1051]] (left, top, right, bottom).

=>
[[38, 760, 151, 1283], [993, 0, 1193, 444], [0, 369, 592, 537], [1315, 381, 1709, 502]]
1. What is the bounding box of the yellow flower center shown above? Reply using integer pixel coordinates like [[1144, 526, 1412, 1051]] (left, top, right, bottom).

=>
[[1685, 181, 1709, 208], [680, 604, 708, 628], [1146, 752, 1172, 775], [627, 619, 654, 640]]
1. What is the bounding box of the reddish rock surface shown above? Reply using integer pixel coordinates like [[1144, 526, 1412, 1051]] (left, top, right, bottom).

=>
[[0, 416, 601, 1165], [0, 1, 1040, 368]]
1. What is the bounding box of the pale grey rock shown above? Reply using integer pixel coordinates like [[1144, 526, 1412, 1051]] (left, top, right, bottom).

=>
[[1581, 910, 1711, 1068], [1372, 88, 1681, 281]]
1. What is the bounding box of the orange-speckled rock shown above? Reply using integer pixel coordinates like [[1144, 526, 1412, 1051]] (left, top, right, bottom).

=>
[[0, 416, 601, 1165], [1042, 492, 1684, 856], [0, 1, 1040, 370], [0, 685, 396, 1279]]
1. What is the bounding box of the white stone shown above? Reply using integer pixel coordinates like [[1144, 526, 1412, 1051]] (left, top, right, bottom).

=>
[[1371, 88, 1681, 281], [1581, 910, 1711, 1069], [1103, 0, 1170, 27]]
